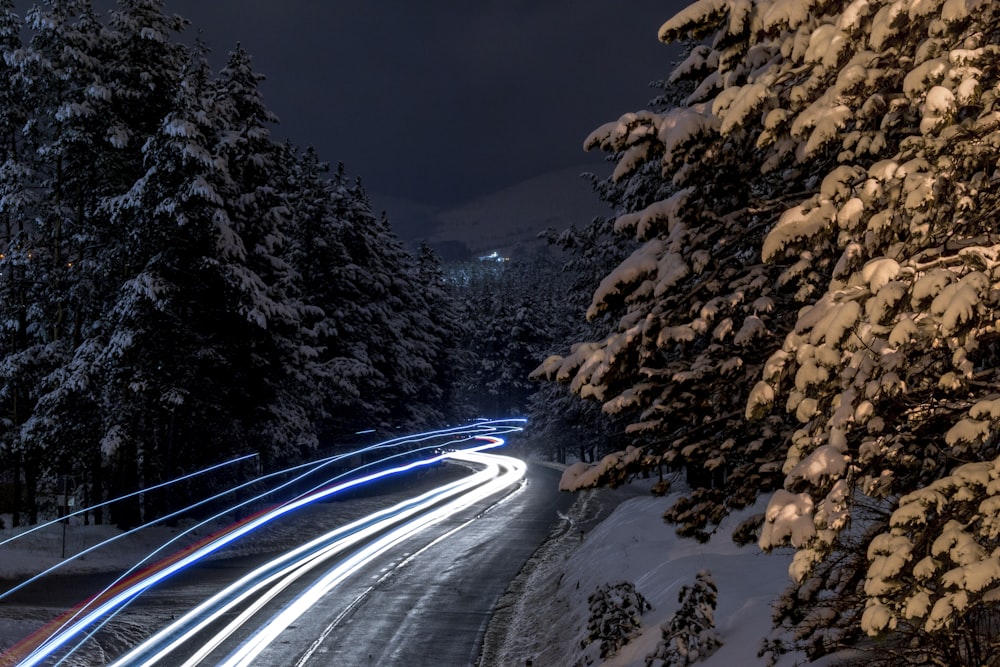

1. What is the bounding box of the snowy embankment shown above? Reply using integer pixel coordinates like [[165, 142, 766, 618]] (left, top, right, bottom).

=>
[[483, 463, 853, 667]]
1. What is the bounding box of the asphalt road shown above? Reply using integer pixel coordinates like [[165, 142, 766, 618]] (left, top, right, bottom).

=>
[[243, 459, 574, 667], [0, 457, 573, 666]]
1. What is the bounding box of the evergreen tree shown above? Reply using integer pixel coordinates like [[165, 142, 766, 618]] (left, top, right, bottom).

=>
[[535, 61, 801, 538], [539, 0, 1000, 662], [24, 0, 191, 526], [416, 241, 471, 424], [3, 0, 115, 525], [211, 45, 314, 463], [105, 0, 189, 156], [328, 168, 439, 428], [99, 53, 239, 525], [283, 157, 447, 435], [582, 580, 652, 660], [0, 1, 467, 529], [461, 256, 567, 417], [646, 570, 722, 667], [530, 208, 640, 466], [280, 146, 370, 440], [0, 0, 35, 526]]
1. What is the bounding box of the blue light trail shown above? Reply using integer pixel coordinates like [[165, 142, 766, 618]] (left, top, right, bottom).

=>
[[0, 453, 259, 550], [6, 419, 526, 667]]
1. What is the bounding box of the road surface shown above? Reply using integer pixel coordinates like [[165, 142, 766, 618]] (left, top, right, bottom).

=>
[[2, 450, 573, 666], [255, 459, 573, 667]]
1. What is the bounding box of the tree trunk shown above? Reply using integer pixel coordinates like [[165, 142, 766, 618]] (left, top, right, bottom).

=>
[[113, 442, 142, 530], [24, 452, 38, 525], [11, 450, 21, 528]]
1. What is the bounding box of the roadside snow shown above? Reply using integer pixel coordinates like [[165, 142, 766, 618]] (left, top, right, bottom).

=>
[[481, 462, 847, 667], [3, 460, 850, 666]]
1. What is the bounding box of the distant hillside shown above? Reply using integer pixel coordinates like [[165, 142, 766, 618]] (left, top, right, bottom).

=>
[[384, 165, 613, 262]]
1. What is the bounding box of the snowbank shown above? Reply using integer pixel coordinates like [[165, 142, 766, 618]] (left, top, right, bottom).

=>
[[483, 479, 851, 667]]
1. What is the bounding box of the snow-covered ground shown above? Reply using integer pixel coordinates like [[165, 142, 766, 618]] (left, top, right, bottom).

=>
[[482, 462, 851, 667], [2, 460, 848, 667]]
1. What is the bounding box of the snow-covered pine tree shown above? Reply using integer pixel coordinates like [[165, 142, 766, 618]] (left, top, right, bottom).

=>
[[18, 0, 114, 338], [582, 580, 653, 660], [462, 256, 569, 418], [96, 0, 190, 287], [3, 0, 120, 525], [542, 0, 1000, 662], [11, 0, 193, 526], [211, 45, 316, 463], [645, 570, 722, 667], [99, 53, 245, 525], [0, 2, 470, 525], [0, 0, 37, 527], [284, 159, 443, 433], [280, 146, 372, 440], [529, 182, 651, 469], [364, 210, 446, 427], [104, 0, 189, 158], [416, 241, 471, 424], [533, 34, 802, 540]]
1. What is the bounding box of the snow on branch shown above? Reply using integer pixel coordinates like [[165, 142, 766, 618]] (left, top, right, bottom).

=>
[[658, 0, 731, 43], [587, 240, 667, 319], [761, 202, 836, 261], [559, 447, 646, 491]]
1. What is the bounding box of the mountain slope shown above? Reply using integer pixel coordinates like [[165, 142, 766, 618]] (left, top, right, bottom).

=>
[[394, 164, 612, 261]]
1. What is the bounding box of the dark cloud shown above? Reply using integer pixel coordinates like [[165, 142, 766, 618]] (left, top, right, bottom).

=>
[[163, 1, 687, 209]]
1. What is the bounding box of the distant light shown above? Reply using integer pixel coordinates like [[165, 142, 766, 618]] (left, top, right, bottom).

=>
[[355, 429, 376, 435], [477, 251, 509, 263]]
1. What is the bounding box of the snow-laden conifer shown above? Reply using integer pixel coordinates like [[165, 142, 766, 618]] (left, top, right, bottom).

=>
[[581, 580, 652, 660], [646, 570, 722, 667], [211, 45, 315, 461], [538, 0, 1000, 661]]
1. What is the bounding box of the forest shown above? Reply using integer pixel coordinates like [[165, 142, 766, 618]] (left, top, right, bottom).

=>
[[0, 0, 581, 533], [5, 0, 1000, 664], [535, 0, 1000, 664]]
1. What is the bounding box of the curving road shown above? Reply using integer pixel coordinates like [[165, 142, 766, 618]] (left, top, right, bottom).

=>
[[256, 457, 573, 667], [113, 450, 530, 666], [2, 429, 573, 667]]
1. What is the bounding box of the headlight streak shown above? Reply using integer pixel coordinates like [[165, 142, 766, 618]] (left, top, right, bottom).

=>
[[0, 453, 259, 551], [75, 439, 516, 667], [293, 456, 529, 667], [10, 420, 525, 667], [4, 443, 400, 604], [46, 435, 509, 667], [10, 418, 523, 654], [47, 428, 519, 664], [20, 451, 456, 667], [3, 418, 522, 603], [219, 450, 526, 667], [121, 456, 506, 667]]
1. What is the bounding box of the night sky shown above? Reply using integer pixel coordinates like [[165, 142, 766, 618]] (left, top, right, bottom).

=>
[[161, 1, 689, 230], [12, 1, 690, 240]]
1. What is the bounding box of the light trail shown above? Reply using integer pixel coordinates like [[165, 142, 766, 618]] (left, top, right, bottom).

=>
[[111, 448, 523, 667], [0, 453, 259, 550], [220, 450, 525, 667], [5, 418, 523, 629], [3, 418, 524, 600], [6, 419, 526, 667], [46, 424, 526, 665]]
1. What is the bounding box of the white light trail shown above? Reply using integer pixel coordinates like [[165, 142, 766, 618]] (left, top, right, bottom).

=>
[[9, 420, 526, 667], [219, 450, 525, 667], [112, 451, 517, 667]]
